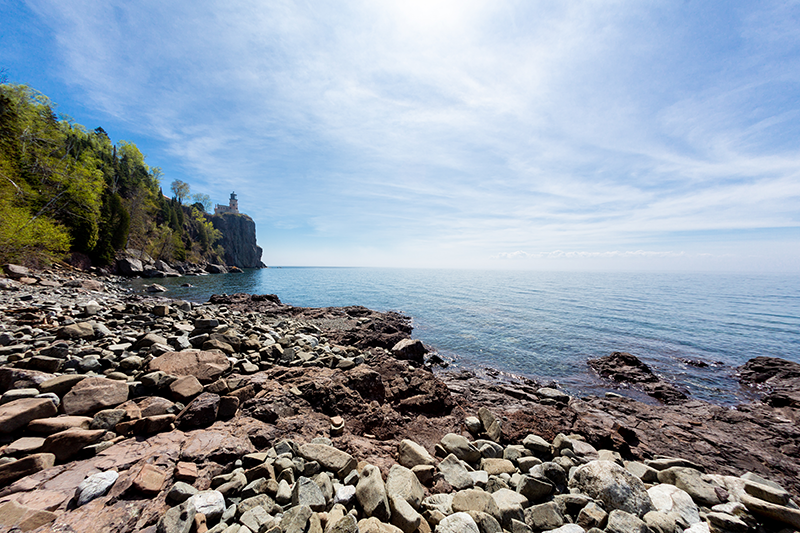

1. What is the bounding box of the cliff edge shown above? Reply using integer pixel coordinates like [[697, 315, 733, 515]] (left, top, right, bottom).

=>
[[208, 213, 265, 268]]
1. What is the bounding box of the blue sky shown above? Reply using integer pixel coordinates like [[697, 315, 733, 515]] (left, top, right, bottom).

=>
[[2, 0, 799, 271]]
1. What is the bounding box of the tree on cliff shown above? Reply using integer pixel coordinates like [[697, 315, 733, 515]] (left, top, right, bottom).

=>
[[170, 179, 190, 204]]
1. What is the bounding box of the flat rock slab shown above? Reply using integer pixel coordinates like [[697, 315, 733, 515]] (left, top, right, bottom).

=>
[[148, 350, 230, 383], [0, 453, 55, 486], [62, 377, 129, 416], [41, 428, 106, 462], [27, 415, 94, 435], [0, 398, 58, 434]]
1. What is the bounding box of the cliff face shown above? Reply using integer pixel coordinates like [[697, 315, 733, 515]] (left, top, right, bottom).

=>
[[208, 213, 265, 268]]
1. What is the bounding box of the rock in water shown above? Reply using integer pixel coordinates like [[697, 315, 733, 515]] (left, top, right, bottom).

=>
[[588, 352, 687, 404]]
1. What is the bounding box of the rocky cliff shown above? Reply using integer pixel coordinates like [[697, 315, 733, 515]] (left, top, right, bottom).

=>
[[208, 213, 264, 268]]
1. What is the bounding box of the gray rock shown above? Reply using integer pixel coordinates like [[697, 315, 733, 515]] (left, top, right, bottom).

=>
[[385, 464, 425, 509], [356, 464, 390, 521], [298, 443, 357, 477], [656, 467, 722, 507], [490, 488, 527, 527], [293, 476, 327, 511], [189, 490, 226, 521], [157, 499, 196, 533], [390, 495, 422, 533], [328, 514, 358, 533], [398, 439, 436, 468], [240, 505, 274, 533], [438, 454, 475, 490], [647, 483, 700, 528], [523, 502, 564, 531], [441, 433, 481, 463], [576, 501, 607, 530], [334, 484, 357, 506], [569, 460, 655, 518], [436, 512, 480, 533], [625, 461, 659, 483], [517, 474, 553, 502], [281, 504, 312, 533], [167, 481, 198, 504], [605, 509, 649, 533], [643, 510, 679, 533], [423, 493, 454, 516], [76, 470, 119, 506], [452, 489, 502, 523]]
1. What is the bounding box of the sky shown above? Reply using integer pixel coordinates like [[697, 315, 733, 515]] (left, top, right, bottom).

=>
[[1, 0, 799, 271]]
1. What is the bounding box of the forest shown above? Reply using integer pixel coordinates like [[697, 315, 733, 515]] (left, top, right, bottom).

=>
[[0, 82, 223, 268]]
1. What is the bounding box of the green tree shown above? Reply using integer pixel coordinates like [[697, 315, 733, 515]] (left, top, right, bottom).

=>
[[170, 179, 190, 204], [191, 192, 211, 212]]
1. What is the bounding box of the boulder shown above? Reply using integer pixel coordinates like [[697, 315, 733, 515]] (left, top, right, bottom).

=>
[[62, 377, 129, 415], [569, 460, 655, 518], [385, 464, 425, 509], [391, 339, 427, 366], [148, 350, 230, 383], [116, 257, 143, 276], [438, 454, 474, 490], [441, 433, 481, 463], [0, 397, 58, 434], [298, 443, 357, 477], [356, 464, 391, 521], [41, 428, 105, 462], [398, 439, 436, 468], [176, 392, 220, 430], [436, 512, 480, 533], [647, 483, 700, 528], [76, 470, 119, 506], [0, 453, 55, 486]]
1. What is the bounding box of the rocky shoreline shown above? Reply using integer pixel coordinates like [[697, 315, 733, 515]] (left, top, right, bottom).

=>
[[0, 264, 798, 533]]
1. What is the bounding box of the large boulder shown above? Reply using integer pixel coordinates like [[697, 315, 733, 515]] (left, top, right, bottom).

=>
[[569, 460, 655, 518], [356, 464, 390, 521], [588, 352, 687, 404], [148, 350, 230, 383], [116, 257, 143, 276]]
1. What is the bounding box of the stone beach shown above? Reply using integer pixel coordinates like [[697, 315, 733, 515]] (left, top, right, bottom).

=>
[[0, 264, 799, 532]]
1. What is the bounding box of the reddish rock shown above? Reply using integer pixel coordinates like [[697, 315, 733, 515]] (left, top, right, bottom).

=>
[[149, 350, 230, 383], [38, 374, 87, 396], [175, 462, 199, 483], [176, 393, 220, 430], [217, 395, 240, 420], [0, 453, 55, 486], [170, 375, 204, 403], [41, 428, 106, 462], [116, 414, 176, 435], [4, 437, 45, 455], [588, 352, 688, 404], [0, 368, 55, 394], [62, 377, 129, 415], [132, 464, 167, 495], [27, 415, 94, 434], [0, 398, 58, 434], [180, 429, 255, 463]]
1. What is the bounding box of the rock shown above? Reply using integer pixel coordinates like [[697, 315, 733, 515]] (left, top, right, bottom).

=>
[[737, 356, 800, 407], [516, 474, 553, 502], [740, 493, 800, 529], [452, 489, 502, 522], [0, 453, 55, 486], [4, 436, 45, 455], [358, 516, 404, 533], [391, 339, 427, 366], [170, 375, 204, 403], [481, 458, 515, 476], [240, 505, 274, 533], [76, 470, 119, 506], [28, 415, 93, 434], [656, 467, 722, 507], [38, 374, 86, 396], [605, 509, 649, 533], [190, 490, 226, 522], [437, 512, 480, 533], [62, 377, 129, 415], [328, 514, 358, 533], [158, 499, 196, 533], [149, 350, 231, 383], [537, 387, 570, 403], [356, 464, 391, 521], [438, 454, 474, 490], [168, 481, 199, 504], [490, 488, 527, 527], [743, 477, 791, 505], [133, 464, 168, 495], [298, 443, 357, 477], [625, 461, 659, 483], [0, 397, 58, 433], [175, 462, 199, 483], [208, 213, 264, 268], [282, 504, 313, 533], [477, 407, 501, 442], [176, 392, 220, 430], [398, 439, 436, 468], [144, 283, 168, 292], [117, 257, 144, 276], [522, 434, 552, 456], [441, 433, 481, 463], [588, 352, 688, 404], [390, 495, 422, 533], [647, 483, 700, 528], [293, 476, 327, 511], [569, 460, 655, 518], [41, 427, 105, 461], [3, 264, 30, 279], [523, 502, 564, 531], [385, 464, 425, 509], [57, 321, 96, 339], [576, 502, 608, 530]]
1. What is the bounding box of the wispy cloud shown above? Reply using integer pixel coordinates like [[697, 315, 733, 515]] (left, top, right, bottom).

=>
[[12, 0, 800, 270]]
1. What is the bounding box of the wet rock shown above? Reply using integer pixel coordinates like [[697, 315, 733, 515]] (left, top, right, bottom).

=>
[[588, 352, 688, 404]]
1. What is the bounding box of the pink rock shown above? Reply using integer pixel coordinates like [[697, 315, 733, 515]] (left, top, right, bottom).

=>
[[170, 375, 204, 403], [0, 453, 55, 486], [148, 350, 230, 383], [62, 377, 129, 415], [41, 428, 106, 462], [27, 416, 94, 435], [132, 464, 167, 495], [0, 398, 58, 434]]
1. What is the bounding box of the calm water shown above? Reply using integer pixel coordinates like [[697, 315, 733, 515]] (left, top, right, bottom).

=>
[[131, 268, 800, 405]]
